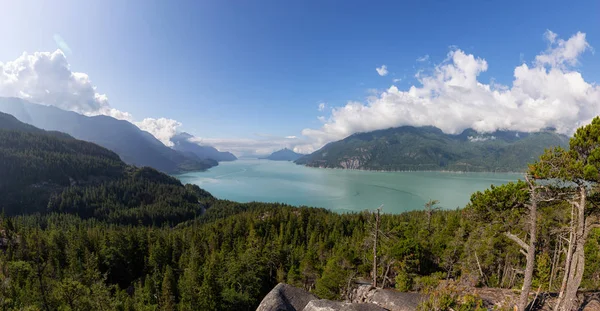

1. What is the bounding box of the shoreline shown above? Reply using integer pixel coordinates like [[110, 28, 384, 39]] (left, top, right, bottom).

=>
[[173, 159, 527, 176], [293, 162, 526, 175]]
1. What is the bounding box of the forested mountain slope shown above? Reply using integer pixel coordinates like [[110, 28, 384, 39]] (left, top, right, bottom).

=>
[[295, 126, 570, 172], [0, 114, 212, 222], [0, 97, 216, 173], [1, 114, 600, 311], [2, 194, 600, 310]]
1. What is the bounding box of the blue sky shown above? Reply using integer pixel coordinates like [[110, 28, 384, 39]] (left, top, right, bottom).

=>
[[1, 0, 599, 155]]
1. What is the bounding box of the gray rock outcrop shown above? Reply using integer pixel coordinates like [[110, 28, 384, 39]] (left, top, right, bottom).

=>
[[349, 285, 423, 311], [303, 300, 387, 311], [257, 283, 425, 311], [256, 283, 318, 311]]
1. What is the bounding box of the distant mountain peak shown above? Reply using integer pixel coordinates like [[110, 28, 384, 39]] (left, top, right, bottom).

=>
[[262, 148, 304, 161], [173, 132, 194, 140], [170, 133, 237, 162]]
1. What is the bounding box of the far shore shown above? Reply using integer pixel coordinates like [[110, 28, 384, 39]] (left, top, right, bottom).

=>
[[175, 158, 527, 176], [294, 162, 527, 175]]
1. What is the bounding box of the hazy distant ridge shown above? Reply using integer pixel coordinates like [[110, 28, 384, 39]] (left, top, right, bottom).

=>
[[0, 97, 216, 173], [171, 132, 237, 162], [261, 148, 304, 161]]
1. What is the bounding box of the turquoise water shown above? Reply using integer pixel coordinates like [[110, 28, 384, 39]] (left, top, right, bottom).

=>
[[175, 159, 521, 214]]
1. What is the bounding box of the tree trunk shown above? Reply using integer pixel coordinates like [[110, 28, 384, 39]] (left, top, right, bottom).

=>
[[555, 185, 587, 311], [549, 234, 561, 290], [381, 262, 392, 288], [517, 191, 537, 311], [555, 201, 577, 311], [427, 210, 432, 232], [558, 186, 586, 311], [373, 208, 380, 288]]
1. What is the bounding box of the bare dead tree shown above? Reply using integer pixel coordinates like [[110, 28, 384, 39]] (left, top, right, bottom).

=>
[[503, 176, 550, 311], [372, 205, 382, 288], [553, 185, 600, 311], [424, 199, 441, 232], [548, 232, 562, 291]]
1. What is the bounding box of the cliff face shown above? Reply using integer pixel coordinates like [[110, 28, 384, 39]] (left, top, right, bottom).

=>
[[339, 154, 371, 169]]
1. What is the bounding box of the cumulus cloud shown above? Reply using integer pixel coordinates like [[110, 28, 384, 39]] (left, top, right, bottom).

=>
[[0, 49, 184, 147], [0, 50, 116, 115], [376, 65, 388, 76], [3, 30, 598, 156], [135, 118, 182, 147], [190, 135, 308, 157], [416, 54, 430, 62], [95, 106, 133, 121], [535, 31, 590, 68], [301, 31, 600, 152], [393, 78, 402, 83]]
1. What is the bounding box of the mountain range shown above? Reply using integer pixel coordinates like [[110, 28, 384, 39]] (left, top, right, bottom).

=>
[[295, 126, 570, 172], [171, 132, 237, 162], [1, 106, 598, 311], [0, 111, 213, 220], [0, 97, 572, 173], [261, 148, 304, 161], [0, 97, 234, 173]]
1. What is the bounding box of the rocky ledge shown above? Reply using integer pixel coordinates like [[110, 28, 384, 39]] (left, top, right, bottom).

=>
[[256, 283, 600, 311], [256, 283, 424, 311]]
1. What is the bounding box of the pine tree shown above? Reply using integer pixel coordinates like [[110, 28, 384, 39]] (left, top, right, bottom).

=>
[[159, 266, 177, 311], [178, 247, 202, 311]]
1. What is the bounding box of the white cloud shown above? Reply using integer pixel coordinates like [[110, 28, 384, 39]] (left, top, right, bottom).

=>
[[190, 136, 308, 157], [393, 78, 401, 83], [468, 135, 496, 142], [544, 30, 558, 44], [0, 49, 186, 147], [0, 50, 119, 116], [301, 31, 600, 152], [376, 65, 388, 76], [3, 30, 598, 157], [416, 54, 430, 62], [135, 118, 181, 147], [535, 31, 590, 68], [95, 106, 133, 121]]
